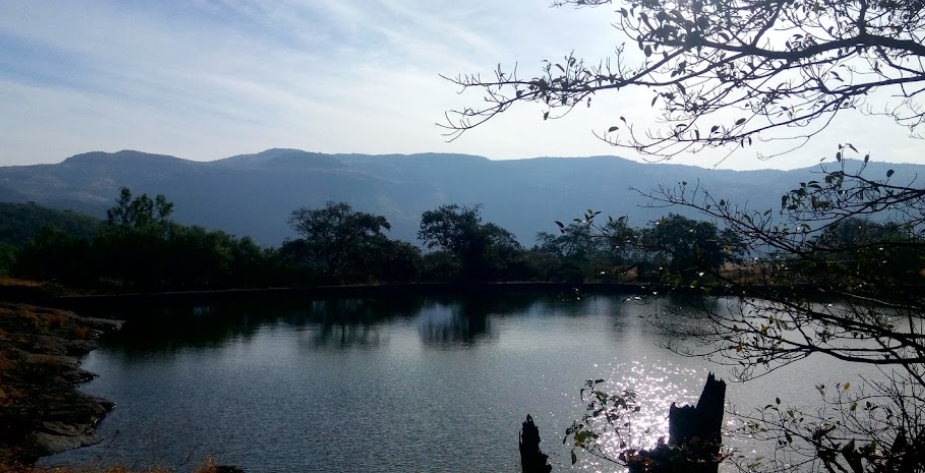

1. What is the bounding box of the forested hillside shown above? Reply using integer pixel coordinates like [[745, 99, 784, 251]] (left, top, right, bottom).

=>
[[1, 149, 918, 244], [0, 202, 101, 247]]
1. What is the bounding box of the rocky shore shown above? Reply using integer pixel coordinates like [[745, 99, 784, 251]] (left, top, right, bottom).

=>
[[0, 302, 121, 466]]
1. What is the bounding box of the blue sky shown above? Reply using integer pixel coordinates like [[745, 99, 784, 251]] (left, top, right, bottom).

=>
[[0, 1, 922, 170]]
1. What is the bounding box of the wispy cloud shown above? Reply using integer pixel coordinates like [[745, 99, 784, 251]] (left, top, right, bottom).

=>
[[0, 1, 920, 169]]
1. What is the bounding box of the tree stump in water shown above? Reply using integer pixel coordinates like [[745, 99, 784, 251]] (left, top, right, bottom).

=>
[[519, 414, 553, 473], [522, 373, 726, 473], [629, 372, 726, 473], [669, 372, 726, 448]]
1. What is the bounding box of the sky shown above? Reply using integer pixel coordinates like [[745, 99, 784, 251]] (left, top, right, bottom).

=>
[[0, 0, 922, 170]]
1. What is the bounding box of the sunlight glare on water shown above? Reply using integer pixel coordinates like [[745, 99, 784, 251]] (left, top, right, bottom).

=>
[[569, 359, 704, 471]]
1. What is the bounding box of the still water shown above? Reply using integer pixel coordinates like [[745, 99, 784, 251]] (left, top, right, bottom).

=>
[[44, 293, 864, 472]]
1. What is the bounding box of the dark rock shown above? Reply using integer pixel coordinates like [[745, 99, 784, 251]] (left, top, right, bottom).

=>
[[0, 302, 121, 465], [215, 466, 247, 473]]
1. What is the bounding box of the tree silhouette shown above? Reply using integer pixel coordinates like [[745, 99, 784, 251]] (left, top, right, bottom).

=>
[[289, 201, 392, 284], [419, 204, 523, 281], [442, 0, 925, 161]]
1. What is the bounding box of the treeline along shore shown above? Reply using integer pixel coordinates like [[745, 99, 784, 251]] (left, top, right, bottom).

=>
[[47, 282, 843, 313], [7, 188, 920, 301]]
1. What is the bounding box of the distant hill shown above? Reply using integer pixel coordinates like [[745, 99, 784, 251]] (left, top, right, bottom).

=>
[[1, 149, 920, 245], [0, 202, 102, 247]]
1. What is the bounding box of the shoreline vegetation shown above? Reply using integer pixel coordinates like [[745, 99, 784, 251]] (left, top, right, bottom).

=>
[[4, 193, 920, 307], [1, 279, 862, 313]]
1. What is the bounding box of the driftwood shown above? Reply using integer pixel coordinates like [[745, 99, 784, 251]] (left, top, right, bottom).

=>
[[519, 414, 553, 473], [522, 373, 726, 473]]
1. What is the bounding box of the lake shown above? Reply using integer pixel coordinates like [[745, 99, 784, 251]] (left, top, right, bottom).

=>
[[43, 293, 867, 472]]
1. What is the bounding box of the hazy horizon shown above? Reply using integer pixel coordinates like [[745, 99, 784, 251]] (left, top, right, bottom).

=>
[[2, 1, 923, 171], [0, 147, 912, 173]]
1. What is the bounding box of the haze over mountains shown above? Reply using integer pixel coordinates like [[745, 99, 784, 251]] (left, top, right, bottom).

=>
[[0, 149, 917, 245]]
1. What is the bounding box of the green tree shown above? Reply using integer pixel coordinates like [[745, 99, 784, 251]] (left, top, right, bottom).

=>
[[366, 238, 423, 284], [815, 216, 925, 284], [288, 201, 392, 284], [106, 187, 174, 230], [419, 250, 462, 282], [418, 204, 523, 281], [0, 202, 100, 247], [162, 225, 237, 289], [16, 225, 92, 284], [537, 222, 597, 259], [640, 213, 740, 280], [536, 219, 618, 282], [598, 216, 640, 269], [93, 188, 176, 289], [0, 242, 17, 277]]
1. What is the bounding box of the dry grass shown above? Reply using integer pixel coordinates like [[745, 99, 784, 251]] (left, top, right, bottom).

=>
[[717, 263, 775, 285], [12, 309, 42, 330], [1, 305, 76, 335], [0, 278, 44, 288], [0, 350, 21, 406], [71, 325, 90, 341]]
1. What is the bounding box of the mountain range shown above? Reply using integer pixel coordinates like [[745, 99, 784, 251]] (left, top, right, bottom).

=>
[[1, 149, 918, 245]]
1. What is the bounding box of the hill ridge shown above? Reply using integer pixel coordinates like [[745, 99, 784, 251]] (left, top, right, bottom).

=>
[[1, 149, 921, 245]]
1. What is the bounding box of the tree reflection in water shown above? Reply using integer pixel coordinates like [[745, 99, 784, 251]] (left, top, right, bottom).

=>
[[417, 294, 542, 346], [93, 293, 609, 354], [97, 297, 428, 355]]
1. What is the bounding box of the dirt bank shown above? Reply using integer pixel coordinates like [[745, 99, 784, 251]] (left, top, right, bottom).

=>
[[0, 302, 121, 466]]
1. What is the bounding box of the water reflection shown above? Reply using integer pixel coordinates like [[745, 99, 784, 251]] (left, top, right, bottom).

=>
[[45, 292, 872, 473], [416, 294, 575, 346], [308, 322, 383, 349], [95, 293, 733, 361], [99, 297, 427, 355], [417, 304, 494, 346], [97, 304, 266, 354]]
